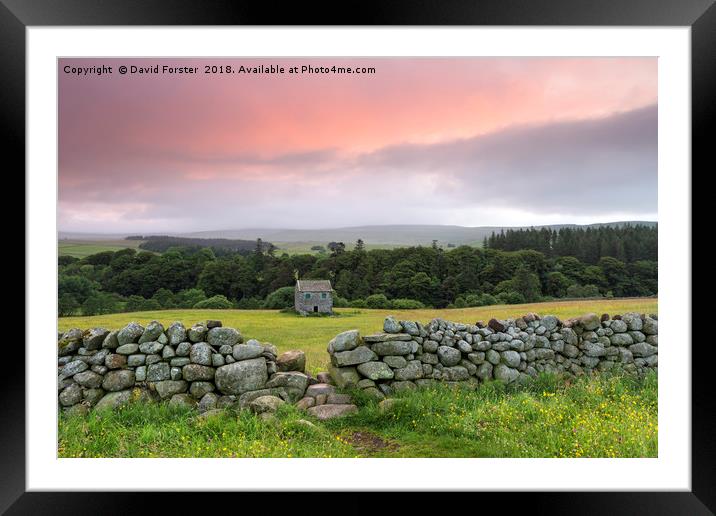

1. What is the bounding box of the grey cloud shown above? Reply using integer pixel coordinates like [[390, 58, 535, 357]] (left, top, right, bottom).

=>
[[352, 104, 657, 215]]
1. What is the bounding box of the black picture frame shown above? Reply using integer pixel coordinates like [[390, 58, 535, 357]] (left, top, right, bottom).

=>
[[4, 0, 709, 513]]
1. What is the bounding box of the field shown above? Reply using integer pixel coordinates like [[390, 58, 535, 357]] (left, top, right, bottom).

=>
[[59, 298, 658, 374], [58, 239, 144, 258], [271, 241, 406, 256], [58, 298, 658, 458]]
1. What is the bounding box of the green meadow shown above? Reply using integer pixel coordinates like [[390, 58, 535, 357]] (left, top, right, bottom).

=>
[[58, 239, 144, 258]]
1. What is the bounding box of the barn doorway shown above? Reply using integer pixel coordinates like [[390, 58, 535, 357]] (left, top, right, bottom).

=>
[[313, 306, 319, 312]]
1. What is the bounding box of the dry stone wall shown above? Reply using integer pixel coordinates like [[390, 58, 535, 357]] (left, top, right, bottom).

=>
[[327, 312, 658, 398], [58, 311, 657, 418], [57, 320, 324, 415]]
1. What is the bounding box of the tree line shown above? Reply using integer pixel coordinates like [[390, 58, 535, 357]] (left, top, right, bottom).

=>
[[58, 236, 657, 316], [133, 235, 275, 256], [484, 224, 657, 264]]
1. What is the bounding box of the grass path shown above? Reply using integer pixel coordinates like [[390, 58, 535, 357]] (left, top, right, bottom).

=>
[[59, 298, 657, 374]]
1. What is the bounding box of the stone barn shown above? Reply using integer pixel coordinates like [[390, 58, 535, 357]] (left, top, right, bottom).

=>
[[295, 280, 334, 315]]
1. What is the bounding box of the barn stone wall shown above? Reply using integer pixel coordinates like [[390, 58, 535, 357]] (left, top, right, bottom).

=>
[[295, 290, 333, 315]]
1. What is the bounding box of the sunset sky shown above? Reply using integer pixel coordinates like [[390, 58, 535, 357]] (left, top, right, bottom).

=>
[[58, 57, 657, 233]]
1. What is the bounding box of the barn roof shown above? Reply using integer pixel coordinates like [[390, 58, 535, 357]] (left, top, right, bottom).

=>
[[296, 280, 333, 292]]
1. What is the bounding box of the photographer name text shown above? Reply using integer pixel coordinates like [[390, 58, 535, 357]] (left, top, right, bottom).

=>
[[62, 63, 377, 77]]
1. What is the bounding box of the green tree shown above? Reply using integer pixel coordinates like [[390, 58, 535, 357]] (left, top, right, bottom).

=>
[[82, 292, 121, 315], [479, 293, 498, 306], [391, 298, 425, 309], [479, 249, 518, 285], [494, 279, 514, 294], [264, 286, 295, 309], [124, 295, 147, 312], [454, 292, 480, 307], [194, 295, 233, 309], [334, 269, 356, 299], [512, 265, 542, 302], [328, 242, 346, 256], [175, 288, 207, 308], [197, 259, 245, 300], [58, 275, 98, 304], [554, 256, 585, 282], [409, 271, 435, 305], [598, 256, 629, 296], [366, 293, 391, 309], [83, 251, 114, 266], [566, 284, 602, 298], [628, 260, 657, 296], [59, 255, 79, 267], [497, 291, 526, 305], [436, 275, 459, 308], [152, 288, 175, 308], [332, 296, 350, 308], [581, 265, 607, 291], [545, 271, 573, 298], [383, 260, 417, 299], [58, 294, 79, 317], [566, 284, 584, 298], [141, 298, 162, 311], [581, 284, 602, 297]]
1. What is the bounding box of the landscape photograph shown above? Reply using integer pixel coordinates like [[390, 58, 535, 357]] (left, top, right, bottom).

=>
[[57, 57, 658, 459]]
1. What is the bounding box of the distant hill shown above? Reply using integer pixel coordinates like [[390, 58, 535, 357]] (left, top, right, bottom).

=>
[[181, 222, 657, 247], [59, 221, 657, 254]]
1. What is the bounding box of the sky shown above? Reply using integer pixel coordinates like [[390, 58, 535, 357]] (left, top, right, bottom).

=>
[[58, 57, 657, 233]]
